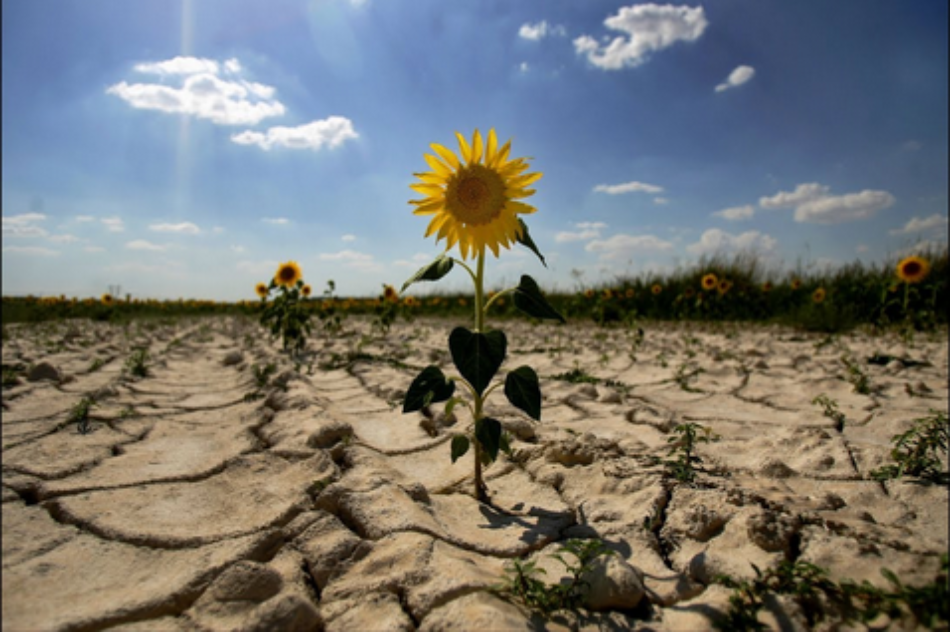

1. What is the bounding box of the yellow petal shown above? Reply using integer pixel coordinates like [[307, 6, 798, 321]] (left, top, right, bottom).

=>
[[413, 171, 444, 185], [455, 131, 473, 165], [507, 171, 543, 188], [424, 153, 451, 178], [506, 201, 537, 215], [431, 143, 460, 170], [493, 140, 511, 168], [409, 182, 444, 195], [471, 129, 483, 165], [412, 199, 444, 215], [508, 188, 536, 200], [485, 129, 498, 166]]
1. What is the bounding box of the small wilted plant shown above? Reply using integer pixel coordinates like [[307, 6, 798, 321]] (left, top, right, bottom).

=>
[[125, 347, 150, 378], [664, 422, 717, 483], [68, 396, 95, 434], [257, 261, 313, 357], [401, 128, 564, 502], [840, 354, 871, 394], [812, 394, 846, 431], [493, 538, 614, 614], [244, 362, 277, 402], [871, 410, 948, 483]]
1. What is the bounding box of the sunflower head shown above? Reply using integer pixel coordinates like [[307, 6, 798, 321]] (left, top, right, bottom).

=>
[[255, 282, 269, 299], [683, 287, 696, 298], [896, 256, 930, 284], [584, 289, 595, 299], [410, 129, 542, 259], [404, 296, 418, 308], [625, 288, 635, 299], [101, 293, 113, 305], [274, 261, 302, 288], [701, 273, 718, 291], [651, 284, 662, 295], [383, 284, 399, 303], [301, 284, 312, 297], [717, 280, 732, 295], [602, 289, 614, 300], [790, 278, 802, 290], [812, 287, 826, 304]]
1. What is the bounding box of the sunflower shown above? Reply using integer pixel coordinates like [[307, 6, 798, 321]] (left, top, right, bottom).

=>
[[625, 288, 635, 299], [718, 279, 732, 295], [255, 282, 269, 299], [701, 273, 718, 291], [410, 128, 542, 259], [383, 285, 399, 303], [683, 287, 696, 298], [812, 287, 826, 304], [584, 289, 595, 299], [274, 261, 302, 288], [301, 284, 312, 297], [602, 289, 614, 300], [790, 278, 802, 291], [101, 293, 113, 305], [896, 256, 930, 284], [651, 284, 662, 295], [404, 296, 418, 308]]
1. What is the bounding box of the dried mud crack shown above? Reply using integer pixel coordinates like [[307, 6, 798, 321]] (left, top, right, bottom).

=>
[[3, 316, 947, 631]]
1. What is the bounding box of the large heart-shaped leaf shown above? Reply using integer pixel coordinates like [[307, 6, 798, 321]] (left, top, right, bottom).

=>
[[514, 275, 566, 323], [448, 327, 507, 396], [403, 365, 456, 413], [504, 366, 541, 421], [475, 417, 502, 463], [401, 254, 454, 293], [516, 219, 547, 267]]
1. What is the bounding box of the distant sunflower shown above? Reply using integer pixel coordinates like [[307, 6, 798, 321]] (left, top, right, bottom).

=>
[[404, 296, 418, 308], [383, 285, 399, 303], [718, 279, 732, 295], [625, 288, 635, 299], [701, 273, 718, 291], [410, 128, 542, 259], [790, 278, 802, 291], [101, 293, 113, 305], [651, 284, 662, 295], [274, 261, 302, 288], [602, 289, 614, 300], [584, 289, 595, 299], [812, 287, 826, 304], [301, 284, 312, 297], [761, 281, 773, 293], [255, 283, 269, 299], [683, 287, 696, 298], [896, 256, 930, 284]]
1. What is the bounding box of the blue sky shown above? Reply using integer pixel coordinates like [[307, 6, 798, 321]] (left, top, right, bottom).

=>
[[2, 0, 947, 301]]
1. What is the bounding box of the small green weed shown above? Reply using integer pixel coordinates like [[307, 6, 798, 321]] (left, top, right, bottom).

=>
[[68, 397, 95, 434], [871, 410, 948, 483], [664, 422, 717, 483], [551, 366, 600, 385], [812, 394, 846, 432], [87, 358, 105, 373], [125, 347, 150, 378], [840, 355, 871, 394]]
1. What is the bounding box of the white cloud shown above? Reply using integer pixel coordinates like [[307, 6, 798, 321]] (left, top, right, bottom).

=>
[[341, 234, 357, 242], [101, 217, 125, 232], [84, 246, 106, 253], [318, 249, 381, 271], [231, 116, 358, 151], [574, 4, 708, 70], [393, 253, 434, 268], [585, 233, 674, 260], [230, 245, 247, 254], [712, 204, 755, 221], [75, 215, 96, 222], [654, 197, 669, 205], [759, 183, 830, 209], [262, 217, 290, 225], [794, 190, 894, 224], [133, 56, 220, 75], [519, 62, 530, 73], [125, 239, 167, 252], [593, 181, 664, 195], [2, 213, 48, 237], [687, 228, 777, 255], [715, 65, 755, 93], [890, 213, 948, 235], [108, 56, 286, 126], [519, 21, 566, 41], [48, 234, 80, 244], [895, 240, 948, 259], [555, 221, 607, 243], [149, 221, 201, 234], [2, 246, 59, 256]]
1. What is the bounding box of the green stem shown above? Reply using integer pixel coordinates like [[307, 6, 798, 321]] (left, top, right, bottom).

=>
[[484, 287, 516, 314], [472, 246, 488, 502]]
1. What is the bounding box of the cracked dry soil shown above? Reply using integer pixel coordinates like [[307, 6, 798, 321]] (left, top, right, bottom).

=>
[[2, 316, 947, 631]]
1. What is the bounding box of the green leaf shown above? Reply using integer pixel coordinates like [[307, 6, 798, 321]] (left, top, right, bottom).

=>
[[403, 365, 456, 413], [448, 327, 507, 396], [516, 219, 546, 267], [401, 254, 454, 293], [475, 417, 502, 463], [450, 434, 470, 463], [505, 366, 541, 421], [514, 275, 566, 323]]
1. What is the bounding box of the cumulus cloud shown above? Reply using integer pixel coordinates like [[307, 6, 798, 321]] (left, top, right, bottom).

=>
[[574, 3, 708, 70], [794, 191, 895, 224], [889, 214, 948, 235], [101, 217, 125, 232], [149, 221, 201, 234], [85, 246, 106, 253], [687, 228, 777, 255], [895, 240, 948, 258], [555, 221, 607, 243], [75, 215, 96, 222], [393, 253, 435, 268], [519, 20, 566, 40], [48, 234, 80, 244], [262, 217, 290, 225], [759, 183, 830, 209], [712, 205, 755, 221], [108, 56, 286, 126], [341, 234, 357, 242], [593, 181, 664, 195], [2, 246, 59, 256], [2, 213, 48, 238], [715, 65, 755, 92], [125, 239, 167, 251], [231, 117, 358, 151], [318, 249, 381, 271], [585, 233, 673, 260], [654, 197, 669, 205]]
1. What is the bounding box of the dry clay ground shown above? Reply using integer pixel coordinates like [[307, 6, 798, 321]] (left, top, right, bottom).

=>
[[2, 315, 947, 631]]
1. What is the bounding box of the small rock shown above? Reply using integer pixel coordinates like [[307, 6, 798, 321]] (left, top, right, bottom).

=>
[[307, 420, 354, 449], [502, 418, 536, 442], [582, 555, 646, 611], [26, 362, 62, 383], [817, 492, 847, 511], [756, 458, 796, 479], [600, 390, 623, 404], [747, 511, 798, 554], [241, 594, 321, 632], [209, 561, 283, 602], [576, 384, 599, 400], [222, 351, 244, 367]]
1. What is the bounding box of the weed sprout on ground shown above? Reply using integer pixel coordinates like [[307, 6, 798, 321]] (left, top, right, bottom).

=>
[[401, 128, 565, 503], [871, 410, 949, 484]]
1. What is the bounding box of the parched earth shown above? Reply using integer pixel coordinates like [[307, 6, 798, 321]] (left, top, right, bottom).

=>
[[2, 316, 947, 631]]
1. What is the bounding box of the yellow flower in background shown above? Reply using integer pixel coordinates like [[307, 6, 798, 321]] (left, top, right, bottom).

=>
[[410, 128, 542, 259], [790, 278, 802, 290], [602, 289, 614, 300], [383, 285, 399, 303], [301, 284, 312, 297], [625, 288, 635, 299], [701, 273, 718, 291], [896, 255, 930, 284], [761, 281, 773, 293], [812, 287, 826, 304], [584, 289, 595, 299], [101, 293, 113, 305], [683, 287, 695, 298], [255, 283, 269, 299], [274, 261, 302, 288], [651, 284, 662, 295], [718, 279, 732, 295], [404, 296, 418, 308]]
